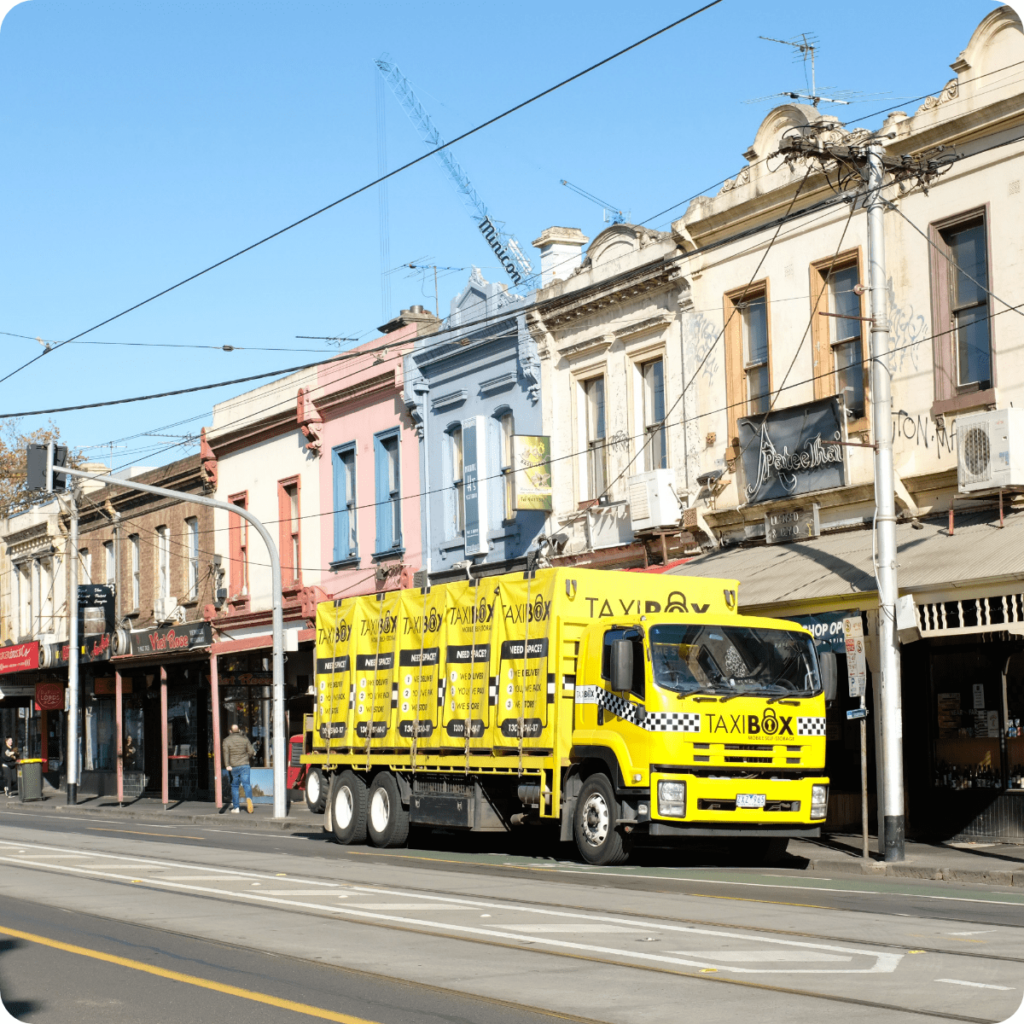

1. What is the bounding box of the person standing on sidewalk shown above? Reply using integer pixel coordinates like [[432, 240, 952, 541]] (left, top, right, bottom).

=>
[[2, 737, 18, 797], [221, 724, 255, 814]]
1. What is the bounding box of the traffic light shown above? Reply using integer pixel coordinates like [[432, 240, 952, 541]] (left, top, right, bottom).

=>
[[26, 442, 68, 492]]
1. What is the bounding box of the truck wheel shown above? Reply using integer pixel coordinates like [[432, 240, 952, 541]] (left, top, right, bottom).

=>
[[367, 772, 410, 848], [574, 775, 631, 866], [331, 771, 367, 845], [305, 767, 327, 814]]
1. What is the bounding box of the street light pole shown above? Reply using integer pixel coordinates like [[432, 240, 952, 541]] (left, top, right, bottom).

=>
[[866, 142, 905, 862], [59, 465, 289, 818]]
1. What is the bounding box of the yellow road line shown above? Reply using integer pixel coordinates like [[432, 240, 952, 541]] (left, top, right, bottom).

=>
[[87, 828, 206, 841], [681, 891, 833, 911], [0, 924, 377, 1023]]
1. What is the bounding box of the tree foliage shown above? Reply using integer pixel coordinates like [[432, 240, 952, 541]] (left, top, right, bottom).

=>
[[0, 420, 76, 516]]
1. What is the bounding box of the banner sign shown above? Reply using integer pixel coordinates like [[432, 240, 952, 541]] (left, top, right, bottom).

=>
[[0, 642, 38, 675], [739, 396, 846, 505], [511, 435, 552, 511], [45, 634, 113, 668], [129, 621, 212, 656], [462, 416, 488, 557]]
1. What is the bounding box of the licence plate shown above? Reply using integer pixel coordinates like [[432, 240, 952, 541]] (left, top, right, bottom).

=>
[[736, 793, 766, 809]]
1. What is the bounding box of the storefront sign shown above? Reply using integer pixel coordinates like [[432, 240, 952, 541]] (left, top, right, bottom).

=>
[[764, 505, 820, 545], [79, 585, 114, 636], [34, 682, 65, 711], [130, 621, 213, 656], [462, 416, 488, 557], [46, 634, 113, 668], [511, 435, 552, 511], [738, 397, 846, 504], [0, 642, 39, 675], [787, 612, 850, 654]]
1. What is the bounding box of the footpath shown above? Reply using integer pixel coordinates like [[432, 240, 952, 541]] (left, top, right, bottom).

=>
[[3, 793, 1023, 887]]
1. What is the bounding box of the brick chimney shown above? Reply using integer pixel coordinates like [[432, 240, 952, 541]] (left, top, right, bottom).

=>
[[378, 304, 442, 337], [531, 227, 589, 287]]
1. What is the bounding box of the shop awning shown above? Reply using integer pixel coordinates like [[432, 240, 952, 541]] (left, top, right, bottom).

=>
[[667, 507, 1024, 610]]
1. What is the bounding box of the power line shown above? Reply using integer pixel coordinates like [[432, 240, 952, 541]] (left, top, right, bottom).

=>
[[0, 0, 724, 390]]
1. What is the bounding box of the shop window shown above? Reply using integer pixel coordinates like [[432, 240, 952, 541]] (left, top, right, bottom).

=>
[[724, 282, 771, 445], [583, 375, 607, 500], [228, 492, 249, 601], [130, 534, 141, 610], [278, 478, 301, 586], [929, 208, 995, 414], [186, 518, 199, 600], [373, 430, 402, 555], [641, 358, 667, 471], [810, 252, 867, 424], [332, 443, 358, 565]]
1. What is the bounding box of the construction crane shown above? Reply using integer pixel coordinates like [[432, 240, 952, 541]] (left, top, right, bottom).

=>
[[374, 57, 533, 289], [560, 179, 625, 224]]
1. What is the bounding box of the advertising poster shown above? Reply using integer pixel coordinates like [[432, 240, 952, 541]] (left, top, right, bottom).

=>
[[511, 435, 553, 511]]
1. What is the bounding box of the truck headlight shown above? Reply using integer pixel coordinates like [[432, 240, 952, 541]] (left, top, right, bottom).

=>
[[811, 784, 829, 819], [658, 780, 686, 818]]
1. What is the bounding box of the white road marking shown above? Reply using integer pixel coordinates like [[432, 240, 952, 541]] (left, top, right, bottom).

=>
[[947, 930, 996, 936], [936, 979, 1015, 991], [669, 951, 852, 963], [0, 841, 904, 975], [499, 924, 647, 934]]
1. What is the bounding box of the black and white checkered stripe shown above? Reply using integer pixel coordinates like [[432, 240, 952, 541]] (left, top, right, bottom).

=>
[[797, 717, 826, 736], [488, 676, 498, 707], [546, 673, 556, 705], [348, 685, 356, 710], [437, 676, 446, 707], [575, 685, 701, 733], [391, 683, 399, 710]]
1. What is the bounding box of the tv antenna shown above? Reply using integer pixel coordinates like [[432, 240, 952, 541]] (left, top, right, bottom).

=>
[[754, 34, 849, 107]]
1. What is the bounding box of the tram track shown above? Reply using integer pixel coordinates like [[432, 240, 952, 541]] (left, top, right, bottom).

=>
[[0, 835, 1016, 1024]]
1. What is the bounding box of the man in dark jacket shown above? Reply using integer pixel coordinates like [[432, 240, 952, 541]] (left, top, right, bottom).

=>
[[222, 724, 256, 814]]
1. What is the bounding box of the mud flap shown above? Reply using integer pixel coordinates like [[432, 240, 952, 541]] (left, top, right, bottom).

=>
[[559, 797, 577, 842]]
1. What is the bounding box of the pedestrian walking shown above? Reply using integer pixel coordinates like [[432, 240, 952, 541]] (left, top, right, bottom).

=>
[[221, 724, 255, 814], [2, 737, 18, 797]]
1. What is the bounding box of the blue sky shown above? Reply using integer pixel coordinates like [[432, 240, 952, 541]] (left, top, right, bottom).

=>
[[0, 0, 1003, 470]]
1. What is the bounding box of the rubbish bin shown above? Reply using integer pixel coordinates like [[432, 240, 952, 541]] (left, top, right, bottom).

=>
[[17, 759, 43, 802]]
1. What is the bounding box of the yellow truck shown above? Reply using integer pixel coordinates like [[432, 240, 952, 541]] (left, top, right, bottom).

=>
[[301, 567, 833, 865]]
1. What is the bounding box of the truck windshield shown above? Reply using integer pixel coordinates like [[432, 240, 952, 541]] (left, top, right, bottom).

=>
[[648, 624, 820, 698]]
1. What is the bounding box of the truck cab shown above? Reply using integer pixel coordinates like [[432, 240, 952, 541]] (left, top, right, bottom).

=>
[[567, 614, 831, 864]]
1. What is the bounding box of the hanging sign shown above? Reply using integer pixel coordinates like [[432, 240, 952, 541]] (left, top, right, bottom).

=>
[[34, 682, 65, 711], [0, 642, 38, 675], [511, 435, 552, 511], [738, 396, 846, 505], [462, 416, 489, 557], [844, 615, 867, 698]]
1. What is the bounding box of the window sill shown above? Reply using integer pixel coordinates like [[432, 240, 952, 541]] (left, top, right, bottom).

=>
[[329, 557, 361, 571], [931, 388, 996, 419], [439, 537, 465, 552], [371, 548, 405, 563]]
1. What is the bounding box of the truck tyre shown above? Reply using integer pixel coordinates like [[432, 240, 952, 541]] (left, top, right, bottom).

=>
[[573, 775, 631, 866], [305, 767, 327, 814], [367, 772, 410, 848], [331, 771, 367, 845]]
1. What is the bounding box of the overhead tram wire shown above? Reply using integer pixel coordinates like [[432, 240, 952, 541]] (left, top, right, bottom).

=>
[[0, 0, 725, 390]]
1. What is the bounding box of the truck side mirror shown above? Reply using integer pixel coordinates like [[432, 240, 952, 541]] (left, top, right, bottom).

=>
[[819, 651, 838, 703], [610, 639, 633, 692]]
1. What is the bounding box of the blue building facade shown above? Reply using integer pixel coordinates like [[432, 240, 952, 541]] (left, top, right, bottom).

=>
[[404, 269, 546, 583]]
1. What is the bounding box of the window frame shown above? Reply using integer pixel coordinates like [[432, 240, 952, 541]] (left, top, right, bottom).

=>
[[497, 409, 516, 521], [809, 248, 868, 431], [331, 442, 359, 567], [185, 517, 200, 601], [228, 491, 249, 604], [372, 428, 403, 558], [724, 280, 772, 447], [639, 357, 668, 471], [583, 374, 608, 501], [928, 205, 996, 417], [277, 476, 302, 588], [79, 546, 92, 586], [155, 525, 170, 601], [129, 533, 141, 611], [104, 539, 115, 587]]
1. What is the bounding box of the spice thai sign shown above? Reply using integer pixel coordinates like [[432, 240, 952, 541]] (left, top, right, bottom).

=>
[[738, 397, 846, 504]]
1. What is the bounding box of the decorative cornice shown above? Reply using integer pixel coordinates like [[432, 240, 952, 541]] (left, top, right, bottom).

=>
[[613, 312, 673, 342], [431, 389, 468, 411], [478, 373, 517, 395], [915, 78, 960, 116]]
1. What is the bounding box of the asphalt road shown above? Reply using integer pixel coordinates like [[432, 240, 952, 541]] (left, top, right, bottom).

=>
[[1, 809, 1022, 1024]]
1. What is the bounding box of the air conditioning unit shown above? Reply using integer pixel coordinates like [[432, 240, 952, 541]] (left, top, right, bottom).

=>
[[956, 409, 1024, 493], [154, 596, 182, 623], [627, 469, 681, 532]]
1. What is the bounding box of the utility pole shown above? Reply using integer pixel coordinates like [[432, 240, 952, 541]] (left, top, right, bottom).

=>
[[865, 142, 904, 862], [777, 134, 953, 861], [66, 483, 80, 806]]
